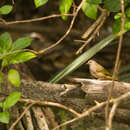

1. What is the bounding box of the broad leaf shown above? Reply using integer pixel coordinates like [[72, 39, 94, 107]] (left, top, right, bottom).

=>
[[9, 52, 36, 64], [114, 13, 122, 20], [82, 2, 97, 20], [3, 92, 21, 109], [0, 32, 12, 54], [103, 0, 120, 12], [12, 37, 32, 51], [0, 5, 13, 15], [113, 18, 130, 34], [8, 69, 21, 87], [59, 0, 72, 20], [0, 112, 9, 124], [34, 0, 48, 8]]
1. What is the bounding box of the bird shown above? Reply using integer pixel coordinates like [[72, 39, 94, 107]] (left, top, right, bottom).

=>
[[87, 60, 113, 80]]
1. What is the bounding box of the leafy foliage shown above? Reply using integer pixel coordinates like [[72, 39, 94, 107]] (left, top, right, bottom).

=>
[[103, 0, 121, 12], [0, 32, 12, 54], [0, 32, 36, 65], [34, 0, 48, 8], [8, 52, 36, 64], [0, 32, 35, 124], [59, 0, 72, 20], [82, 2, 98, 20], [12, 37, 32, 51], [0, 112, 9, 124], [103, 0, 130, 12], [8, 69, 21, 87], [113, 8, 130, 34], [3, 92, 21, 109], [0, 5, 13, 15]]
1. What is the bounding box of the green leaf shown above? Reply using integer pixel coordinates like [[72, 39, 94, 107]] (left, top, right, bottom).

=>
[[8, 69, 21, 87], [113, 18, 130, 34], [34, 0, 48, 8], [1, 59, 8, 69], [49, 34, 116, 83], [126, 7, 130, 18], [0, 5, 13, 15], [0, 112, 9, 124], [59, 0, 72, 20], [125, 0, 130, 6], [12, 37, 32, 51], [125, 18, 130, 29], [9, 52, 36, 64], [82, 2, 97, 20], [114, 13, 122, 20], [113, 19, 121, 34], [3, 92, 21, 109], [0, 32, 12, 54], [103, 0, 120, 12], [87, 0, 102, 4]]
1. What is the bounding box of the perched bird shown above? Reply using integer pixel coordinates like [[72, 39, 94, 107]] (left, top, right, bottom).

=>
[[87, 60, 113, 80]]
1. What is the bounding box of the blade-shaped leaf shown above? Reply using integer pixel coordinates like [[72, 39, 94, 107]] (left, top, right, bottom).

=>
[[12, 37, 32, 51], [0, 32, 12, 54], [3, 92, 21, 109], [8, 69, 21, 87], [0, 112, 9, 124], [49, 34, 116, 83], [34, 0, 48, 8], [0, 5, 13, 15]]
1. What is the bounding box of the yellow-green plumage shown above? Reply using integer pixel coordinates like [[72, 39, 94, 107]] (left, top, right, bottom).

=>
[[87, 60, 112, 80]]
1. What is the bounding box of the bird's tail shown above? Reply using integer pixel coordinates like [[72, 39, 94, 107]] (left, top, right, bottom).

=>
[[106, 76, 118, 81]]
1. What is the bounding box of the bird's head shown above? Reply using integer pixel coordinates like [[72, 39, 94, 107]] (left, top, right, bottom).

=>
[[87, 60, 96, 65]]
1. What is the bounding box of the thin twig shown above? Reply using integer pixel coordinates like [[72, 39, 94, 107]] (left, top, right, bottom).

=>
[[106, 102, 119, 130], [76, 11, 109, 54], [19, 98, 80, 117], [0, 14, 74, 25], [9, 97, 81, 129], [52, 92, 130, 130], [81, 10, 107, 39], [105, 0, 125, 127], [37, 0, 86, 55], [9, 102, 36, 130]]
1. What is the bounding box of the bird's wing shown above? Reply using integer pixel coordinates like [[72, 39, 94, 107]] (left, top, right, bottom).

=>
[[96, 64, 110, 76]]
